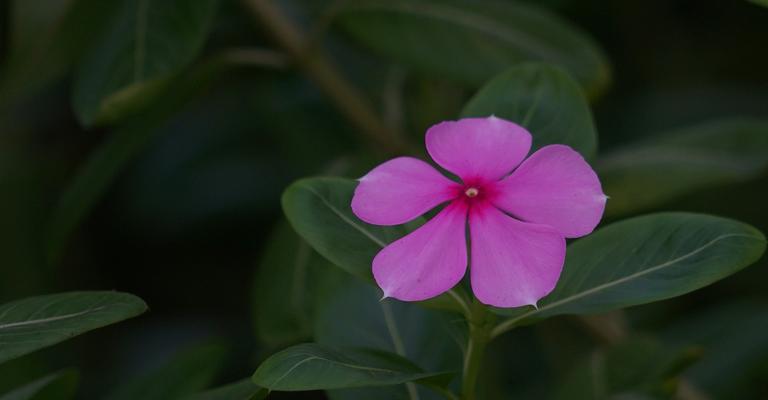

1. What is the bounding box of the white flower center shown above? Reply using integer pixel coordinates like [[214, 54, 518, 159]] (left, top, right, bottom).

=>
[[465, 187, 479, 198]]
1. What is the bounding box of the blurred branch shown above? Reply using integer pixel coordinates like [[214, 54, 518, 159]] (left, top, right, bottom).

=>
[[240, 0, 408, 154], [213, 47, 289, 69]]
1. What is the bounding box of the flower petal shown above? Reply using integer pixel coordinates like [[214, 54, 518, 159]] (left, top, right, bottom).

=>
[[469, 205, 565, 308], [352, 157, 460, 226], [425, 116, 532, 182], [494, 144, 606, 238], [373, 201, 468, 301]]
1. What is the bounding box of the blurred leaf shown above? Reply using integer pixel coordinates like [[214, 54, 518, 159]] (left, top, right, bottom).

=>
[[253, 222, 331, 347], [185, 379, 267, 400], [72, 0, 218, 125], [0, 369, 78, 400], [598, 119, 768, 217], [748, 0, 768, 7], [555, 337, 698, 400], [492, 213, 766, 331], [252, 343, 445, 391], [314, 269, 462, 399], [106, 342, 227, 400], [333, 0, 610, 95], [47, 52, 247, 266], [281, 177, 407, 281], [462, 62, 597, 158], [0, 292, 147, 364], [661, 301, 768, 398], [0, 0, 120, 104]]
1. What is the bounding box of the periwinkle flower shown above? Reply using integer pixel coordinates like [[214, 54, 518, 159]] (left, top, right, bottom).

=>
[[352, 117, 606, 308]]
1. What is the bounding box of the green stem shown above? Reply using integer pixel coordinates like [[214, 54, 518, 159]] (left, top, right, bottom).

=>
[[461, 300, 494, 400]]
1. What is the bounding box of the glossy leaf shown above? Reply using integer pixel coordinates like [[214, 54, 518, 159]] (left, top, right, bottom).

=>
[[281, 177, 406, 281], [462, 62, 597, 158], [0, 370, 78, 400], [185, 379, 267, 400], [253, 222, 331, 346], [333, 0, 610, 95], [72, 0, 218, 125], [598, 118, 768, 216], [0, 292, 147, 364], [252, 343, 444, 391], [314, 269, 461, 399], [106, 342, 227, 400], [492, 213, 766, 334]]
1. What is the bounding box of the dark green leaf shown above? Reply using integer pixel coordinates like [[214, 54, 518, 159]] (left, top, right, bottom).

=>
[[253, 222, 331, 346], [106, 342, 227, 400], [492, 213, 766, 334], [185, 379, 267, 400], [462, 62, 597, 158], [314, 269, 461, 399], [72, 0, 218, 125], [0, 370, 78, 400], [334, 0, 610, 95], [281, 177, 406, 281], [281, 177, 464, 313], [252, 343, 444, 391], [0, 292, 147, 364], [598, 119, 768, 216]]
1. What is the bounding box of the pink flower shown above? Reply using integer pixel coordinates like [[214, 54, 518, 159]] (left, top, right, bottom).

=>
[[351, 117, 606, 308]]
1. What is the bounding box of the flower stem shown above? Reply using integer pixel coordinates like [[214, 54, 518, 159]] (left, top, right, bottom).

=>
[[461, 300, 494, 400]]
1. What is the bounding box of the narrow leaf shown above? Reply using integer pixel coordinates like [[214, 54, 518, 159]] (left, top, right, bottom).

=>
[[0, 292, 147, 364], [252, 343, 443, 391], [462, 62, 597, 158], [492, 213, 766, 334], [333, 0, 610, 95]]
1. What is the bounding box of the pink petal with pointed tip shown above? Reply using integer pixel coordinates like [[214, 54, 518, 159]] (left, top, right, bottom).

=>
[[469, 205, 565, 308], [495, 145, 606, 238], [425, 117, 532, 182], [352, 157, 460, 226], [373, 201, 468, 301]]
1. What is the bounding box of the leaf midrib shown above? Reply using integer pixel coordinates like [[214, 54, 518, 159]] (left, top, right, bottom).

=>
[[0, 306, 107, 330], [492, 232, 763, 335], [304, 185, 387, 248]]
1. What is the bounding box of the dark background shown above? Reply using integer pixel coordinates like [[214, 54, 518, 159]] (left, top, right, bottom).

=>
[[1, 0, 767, 398]]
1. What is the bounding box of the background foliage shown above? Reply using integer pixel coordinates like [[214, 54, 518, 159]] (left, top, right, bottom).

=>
[[1, 0, 767, 398]]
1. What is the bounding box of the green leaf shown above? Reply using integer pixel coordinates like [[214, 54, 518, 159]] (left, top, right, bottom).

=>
[[72, 0, 218, 125], [333, 0, 610, 95], [748, 0, 768, 8], [281, 177, 406, 281], [185, 379, 267, 400], [252, 343, 445, 391], [462, 62, 597, 158], [314, 269, 461, 399], [0, 292, 147, 364], [106, 342, 227, 400], [253, 221, 331, 346], [492, 213, 766, 334], [0, 370, 78, 400], [555, 337, 699, 400], [598, 118, 768, 216]]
